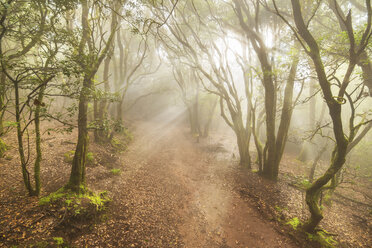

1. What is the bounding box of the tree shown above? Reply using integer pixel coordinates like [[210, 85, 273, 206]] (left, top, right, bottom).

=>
[[66, 0, 119, 192], [274, 0, 372, 232], [232, 0, 301, 178], [0, 0, 64, 195]]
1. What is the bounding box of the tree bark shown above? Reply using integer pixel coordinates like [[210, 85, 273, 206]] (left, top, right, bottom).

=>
[[0, 70, 5, 136], [33, 85, 45, 195]]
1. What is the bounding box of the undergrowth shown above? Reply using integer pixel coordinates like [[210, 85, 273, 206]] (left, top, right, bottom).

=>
[[111, 128, 132, 152], [39, 187, 110, 216]]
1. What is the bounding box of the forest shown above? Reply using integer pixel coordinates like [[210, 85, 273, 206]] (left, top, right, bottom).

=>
[[0, 0, 371, 247]]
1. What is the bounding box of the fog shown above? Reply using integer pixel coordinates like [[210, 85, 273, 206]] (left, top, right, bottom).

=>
[[0, 0, 371, 247]]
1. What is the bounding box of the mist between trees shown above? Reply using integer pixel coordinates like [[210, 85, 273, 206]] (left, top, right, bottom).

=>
[[0, 0, 371, 243]]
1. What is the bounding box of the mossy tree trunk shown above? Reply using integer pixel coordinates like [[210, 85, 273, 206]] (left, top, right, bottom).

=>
[[67, 77, 90, 192], [67, 0, 118, 193], [0, 70, 5, 136], [33, 85, 46, 195], [287, 0, 371, 232]]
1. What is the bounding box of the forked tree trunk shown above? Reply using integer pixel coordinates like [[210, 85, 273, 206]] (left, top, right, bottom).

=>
[[14, 81, 36, 195]]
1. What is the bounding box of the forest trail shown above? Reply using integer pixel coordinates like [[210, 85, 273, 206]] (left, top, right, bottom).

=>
[[73, 110, 297, 247]]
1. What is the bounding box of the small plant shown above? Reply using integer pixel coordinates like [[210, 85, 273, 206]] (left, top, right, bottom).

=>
[[63, 150, 75, 163], [110, 168, 121, 175], [286, 217, 301, 230], [53, 237, 64, 246]]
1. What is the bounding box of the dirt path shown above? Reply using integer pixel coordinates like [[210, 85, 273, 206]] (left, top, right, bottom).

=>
[[73, 115, 296, 247]]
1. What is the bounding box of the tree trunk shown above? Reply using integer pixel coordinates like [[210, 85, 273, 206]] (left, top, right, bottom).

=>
[[290, 0, 352, 232], [203, 97, 217, 137], [33, 85, 45, 196], [273, 49, 299, 176], [94, 48, 112, 143], [67, 77, 90, 192], [0, 70, 5, 136], [261, 67, 277, 180], [14, 81, 35, 195], [236, 129, 251, 168]]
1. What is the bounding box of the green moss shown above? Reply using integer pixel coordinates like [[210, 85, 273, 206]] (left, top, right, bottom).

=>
[[307, 230, 338, 248], [84, 191, 110, 211], [286, 217, 301, 230], [0, 138, 7, 158], [39, 187, 110, 213], [39, 187, 66, 205], [110, 168, 121, 175], [300, 179, 311, 189]]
